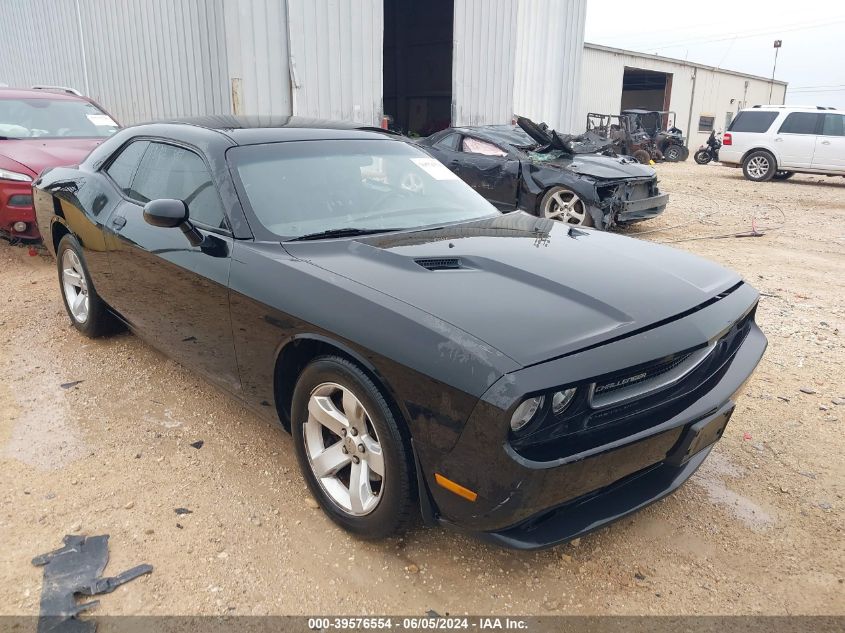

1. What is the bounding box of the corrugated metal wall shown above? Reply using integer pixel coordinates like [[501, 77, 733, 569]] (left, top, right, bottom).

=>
[[286, 0, 383, 123], [451, 0, 519, 127], [0, 0, 87, 92], [0, 0, 231, 125], [513, 0, 587, 132], [223, 0, 292, 117]]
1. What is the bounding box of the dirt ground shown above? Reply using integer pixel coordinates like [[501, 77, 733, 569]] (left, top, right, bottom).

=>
[[1, 160, 843, 617]]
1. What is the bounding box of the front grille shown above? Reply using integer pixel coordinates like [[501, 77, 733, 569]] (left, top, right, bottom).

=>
[[510, 306, 756, 462], [592, 350, 695, 405], [626, 180, 654, 201]]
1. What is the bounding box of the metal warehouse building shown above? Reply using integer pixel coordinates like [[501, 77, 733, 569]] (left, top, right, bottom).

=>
[[578, 43, 788, 147], [0, 0, 586, 134], [0, 0, 786, 147]]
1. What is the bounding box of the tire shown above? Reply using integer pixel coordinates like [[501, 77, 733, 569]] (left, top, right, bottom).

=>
[[694, 150, 712, 165], [539, 186, 594, 227], [56, 234, 120, 338], [773, 171, 795, 181], [679, 146, 690, 161], [742, 150, 777, 182], [632, 149, 651, 164], [290, 356, 414, 539], [664, 145, 684, 162]]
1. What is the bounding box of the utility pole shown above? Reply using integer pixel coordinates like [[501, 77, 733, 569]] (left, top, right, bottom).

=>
[[769, 40, 782, 104]]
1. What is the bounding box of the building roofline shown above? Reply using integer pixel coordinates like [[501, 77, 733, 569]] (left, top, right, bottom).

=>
[[584, 42, 789, 87]]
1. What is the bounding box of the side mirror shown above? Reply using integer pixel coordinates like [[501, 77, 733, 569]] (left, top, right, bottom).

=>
[[143, 198, 188, 228], [142, 198, 203, 247]]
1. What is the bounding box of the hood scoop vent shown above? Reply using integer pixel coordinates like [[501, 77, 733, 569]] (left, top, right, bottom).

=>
[[414, 257, 462, 271]]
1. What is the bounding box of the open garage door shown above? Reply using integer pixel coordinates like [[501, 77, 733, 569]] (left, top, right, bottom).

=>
[[621, 67, 672, 113], [383, 0, 454, 136]]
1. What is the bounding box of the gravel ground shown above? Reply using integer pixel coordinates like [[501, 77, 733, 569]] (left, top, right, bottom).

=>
[[1, 160, 843, 617]]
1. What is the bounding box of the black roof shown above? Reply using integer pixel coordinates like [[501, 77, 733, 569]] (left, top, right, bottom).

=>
[[133, 115, 398, 145]]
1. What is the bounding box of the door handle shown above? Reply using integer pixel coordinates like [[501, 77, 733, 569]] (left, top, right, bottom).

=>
[[111, 215, 127, 229], [821, 140, 831, 145], [774, 137, 783, 142]]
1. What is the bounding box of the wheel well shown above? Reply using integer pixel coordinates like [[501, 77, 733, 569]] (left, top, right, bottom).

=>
[[273, 338, 408, 437], [741, 147, 777, 167], [52, 221, 70, 253]]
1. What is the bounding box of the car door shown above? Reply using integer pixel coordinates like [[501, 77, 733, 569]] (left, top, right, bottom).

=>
[[427, 133, 520, 210], [425, 132, 470, 177], [454, 136, 521, 210], [775, 112, 822, 169], [811, 113, 845, 172], [102, 140, 240, 391]]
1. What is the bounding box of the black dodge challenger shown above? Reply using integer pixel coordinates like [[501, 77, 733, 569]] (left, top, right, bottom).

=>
[[418, 117, 669, 229], [33, 116, 766, 549]]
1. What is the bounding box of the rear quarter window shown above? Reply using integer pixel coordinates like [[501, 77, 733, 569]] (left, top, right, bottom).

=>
[[728, 111, 779, 133]]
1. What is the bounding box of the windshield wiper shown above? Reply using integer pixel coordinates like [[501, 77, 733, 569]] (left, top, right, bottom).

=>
[[287, 227, 402, 242]]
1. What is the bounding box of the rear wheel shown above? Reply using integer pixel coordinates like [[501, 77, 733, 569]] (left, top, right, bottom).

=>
[[742, 150, 776, 182], [773, 171, 795, 181], [291, 356, 414, 539], [56, 234, 119, 338], [539, 187, 594, 227]]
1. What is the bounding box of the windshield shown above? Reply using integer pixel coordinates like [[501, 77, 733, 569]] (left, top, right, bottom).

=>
[[229, 139, 499, 239], [0, 98, 119, 139]]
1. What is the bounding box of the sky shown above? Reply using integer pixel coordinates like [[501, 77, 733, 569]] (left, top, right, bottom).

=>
[[584, 0, 845, 109]]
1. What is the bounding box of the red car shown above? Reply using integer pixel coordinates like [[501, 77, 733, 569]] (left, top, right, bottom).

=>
[[0, 87, 120, 240]]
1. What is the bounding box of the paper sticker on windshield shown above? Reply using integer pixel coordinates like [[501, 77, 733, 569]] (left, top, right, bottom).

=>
[[411, 157, 458, 180], [87, 114, 118, 127]]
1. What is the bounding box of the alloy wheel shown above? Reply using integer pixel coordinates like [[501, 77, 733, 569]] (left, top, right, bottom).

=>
[[61, 249, 90, 323], [747, 156, 770, 179], [303, 382, 385, 516], [543, 189, 588, 225]]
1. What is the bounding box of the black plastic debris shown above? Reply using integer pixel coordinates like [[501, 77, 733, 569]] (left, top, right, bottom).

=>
[[174, 507, 192, 515], [189, 440, 204, 449], [60, 381, 83, 390], [32, 534, 152, 633]]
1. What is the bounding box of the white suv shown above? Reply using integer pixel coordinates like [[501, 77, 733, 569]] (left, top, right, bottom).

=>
[[719, 105, 845, 181]]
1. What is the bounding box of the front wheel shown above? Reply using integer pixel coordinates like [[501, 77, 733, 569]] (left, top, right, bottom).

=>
[[694, 149, 712, 165], [664, 145, 684, 162], [742, 150, 777, 182], [56, 234, 120, 338], [291, 356, 414, 539], [539, 186, 594, 227]]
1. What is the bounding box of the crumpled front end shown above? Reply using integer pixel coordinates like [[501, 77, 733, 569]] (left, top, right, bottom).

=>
[[593, 176, 669, 228]]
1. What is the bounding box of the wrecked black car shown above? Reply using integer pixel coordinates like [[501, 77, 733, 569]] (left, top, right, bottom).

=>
[[419, 117, 669, 229]]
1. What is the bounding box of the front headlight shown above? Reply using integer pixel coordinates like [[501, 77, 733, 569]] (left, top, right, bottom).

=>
[[551, 388, 577, 416], [510, 396, 544, 432], [0, 168, 32, 182]]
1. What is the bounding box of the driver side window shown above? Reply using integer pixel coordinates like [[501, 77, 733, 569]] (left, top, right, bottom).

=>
[[461, 137, 507, 157], [130, 142, 228, 230]]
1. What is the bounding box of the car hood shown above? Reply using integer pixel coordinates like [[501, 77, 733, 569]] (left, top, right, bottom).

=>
[[284, 213, 741, 367], [0, 138, 104, 177], [532, 153, 656, 180]]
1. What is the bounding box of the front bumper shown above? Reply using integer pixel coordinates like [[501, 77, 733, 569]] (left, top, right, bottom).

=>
[[616, 192, 669, 223], [418, 283, 766, 549]]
